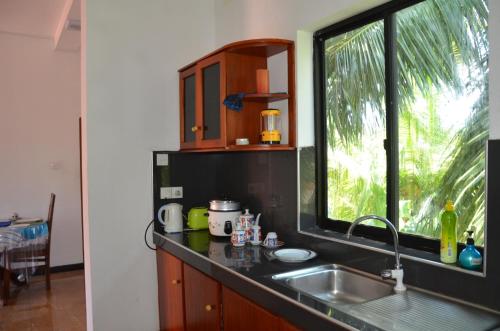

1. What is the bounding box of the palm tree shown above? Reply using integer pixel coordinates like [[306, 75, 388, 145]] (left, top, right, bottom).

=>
[[325, 0, 489, 244]]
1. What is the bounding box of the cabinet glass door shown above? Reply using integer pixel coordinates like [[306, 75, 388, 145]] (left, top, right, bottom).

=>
[[202, 63, 221, 140], [183, 74, 196, 144], [198, 53, 225, 148]]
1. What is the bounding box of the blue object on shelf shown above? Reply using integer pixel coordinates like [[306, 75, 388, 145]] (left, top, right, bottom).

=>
[[223, 93, 246, 111]]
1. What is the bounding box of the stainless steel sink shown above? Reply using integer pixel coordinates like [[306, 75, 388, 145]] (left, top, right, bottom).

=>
[[272, 264, 393, 305]]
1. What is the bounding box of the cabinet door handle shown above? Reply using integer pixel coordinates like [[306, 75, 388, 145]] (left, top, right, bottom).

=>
[[171, 279, 181, 285], [191, 126, 200, 132], [205, 304, 215, 312]]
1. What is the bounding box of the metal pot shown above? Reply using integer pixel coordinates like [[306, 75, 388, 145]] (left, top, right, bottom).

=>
[[209, 200, 241, 211], [208, 199, 242, 237]]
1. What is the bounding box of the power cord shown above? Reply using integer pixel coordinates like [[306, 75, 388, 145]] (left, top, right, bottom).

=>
[[144, 219, 156, 251]]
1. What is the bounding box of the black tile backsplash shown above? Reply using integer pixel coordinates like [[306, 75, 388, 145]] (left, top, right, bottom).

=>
[[153, 140, 500, 311], [153, 151, 297, 238]]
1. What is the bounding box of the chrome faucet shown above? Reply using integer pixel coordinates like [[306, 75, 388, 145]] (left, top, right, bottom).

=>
[[346, 215, 406, 293]]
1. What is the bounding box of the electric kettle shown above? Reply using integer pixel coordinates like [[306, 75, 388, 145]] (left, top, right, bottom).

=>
[[157, 203, 183, 233]]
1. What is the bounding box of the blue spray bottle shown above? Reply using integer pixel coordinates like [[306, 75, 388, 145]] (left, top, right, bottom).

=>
[[458, 228, 482, 270]]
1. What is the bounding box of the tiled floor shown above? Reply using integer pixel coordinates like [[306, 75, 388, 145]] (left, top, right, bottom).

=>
[[0, 270, 86, 331]]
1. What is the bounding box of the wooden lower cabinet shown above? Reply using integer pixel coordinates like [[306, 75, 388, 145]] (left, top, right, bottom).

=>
[[222, 287, 303, 331], [157, 249, 301, 331], [156, 249, 185, 331], [183, 263, 222, 331], [279, 318, 302, 331], [222, 286, 281, 331]]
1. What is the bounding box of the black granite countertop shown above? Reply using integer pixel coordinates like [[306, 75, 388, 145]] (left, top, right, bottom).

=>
[[153, 230, 500, 331]]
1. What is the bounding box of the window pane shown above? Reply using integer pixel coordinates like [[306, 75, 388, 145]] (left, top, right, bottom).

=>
[[324, 20, 387, 226], [396, 0, 489, 245]]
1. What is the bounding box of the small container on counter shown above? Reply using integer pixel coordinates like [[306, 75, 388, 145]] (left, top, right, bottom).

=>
[[238, 209, 254, 241], [263, 232, 278, 248], [459, 228, 483, 271], [249, 224, 262, 245], [231, 225, 246, 247]]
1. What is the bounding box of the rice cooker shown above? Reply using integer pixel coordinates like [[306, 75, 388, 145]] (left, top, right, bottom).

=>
[[208, 200, 242, 237]]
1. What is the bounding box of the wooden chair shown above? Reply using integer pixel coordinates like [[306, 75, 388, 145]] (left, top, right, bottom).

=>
[[0, 231, 25, 305], [43, 193, 56, 290], [3, 193, 56, 302]]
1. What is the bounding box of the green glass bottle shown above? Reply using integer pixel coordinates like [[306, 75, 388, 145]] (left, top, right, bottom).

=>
[[440, 200, 457, 263]]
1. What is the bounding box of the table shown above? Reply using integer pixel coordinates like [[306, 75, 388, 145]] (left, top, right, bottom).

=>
[[0, 219, 48, 304]]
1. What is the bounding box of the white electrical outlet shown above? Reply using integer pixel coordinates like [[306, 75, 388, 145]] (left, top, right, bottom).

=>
[[160, 187, 172, 199], [156, 154, 169, 166], [172, 186, 183, 199]]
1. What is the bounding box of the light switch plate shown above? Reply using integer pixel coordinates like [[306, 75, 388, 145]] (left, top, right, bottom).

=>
[[156, 154, 169, 166], [171, 186, 183, 199], [160, 187, 172, 199]]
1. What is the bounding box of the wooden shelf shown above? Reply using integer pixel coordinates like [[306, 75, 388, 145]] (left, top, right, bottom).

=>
[[180, 144, 295, 153], [226, 42, 289, 57], [179, 39, 293, 72], [227, 144, 295, 151], [243, 93, 289, 103]]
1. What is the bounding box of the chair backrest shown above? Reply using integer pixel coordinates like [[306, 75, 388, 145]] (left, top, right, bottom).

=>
[[47, 193, 56, 241]]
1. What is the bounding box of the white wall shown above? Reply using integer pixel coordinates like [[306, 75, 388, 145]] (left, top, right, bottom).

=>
[[214, 0, 388, 147], [214, 0, 500, 144], [0, 32, 82, 267], [82, 0, 215, 330], [214, 0, 385, 44]]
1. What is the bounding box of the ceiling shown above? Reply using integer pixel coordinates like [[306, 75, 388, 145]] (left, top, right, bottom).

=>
[[0, 0, 80, 50]]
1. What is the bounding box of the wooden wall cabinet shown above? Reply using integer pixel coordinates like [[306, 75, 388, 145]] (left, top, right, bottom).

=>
[[156, 249, 185, 331], [179, 39, 296, 152], [180, 54, 227, 150]]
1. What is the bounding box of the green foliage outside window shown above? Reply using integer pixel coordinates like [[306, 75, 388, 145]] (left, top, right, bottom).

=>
[[325, 0, 489, 245]]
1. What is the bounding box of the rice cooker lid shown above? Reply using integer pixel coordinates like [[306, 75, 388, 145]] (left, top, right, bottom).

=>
[[209, 200, 241, 211]]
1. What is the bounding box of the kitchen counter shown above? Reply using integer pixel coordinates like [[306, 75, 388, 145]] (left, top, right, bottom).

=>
[[153, 230, 500, 331]]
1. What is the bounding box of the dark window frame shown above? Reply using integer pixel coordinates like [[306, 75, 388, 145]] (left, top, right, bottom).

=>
[[313, 0, 483, 255]]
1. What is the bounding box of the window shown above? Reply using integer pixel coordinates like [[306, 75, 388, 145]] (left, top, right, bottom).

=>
[[314, 0, 489, 252]]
